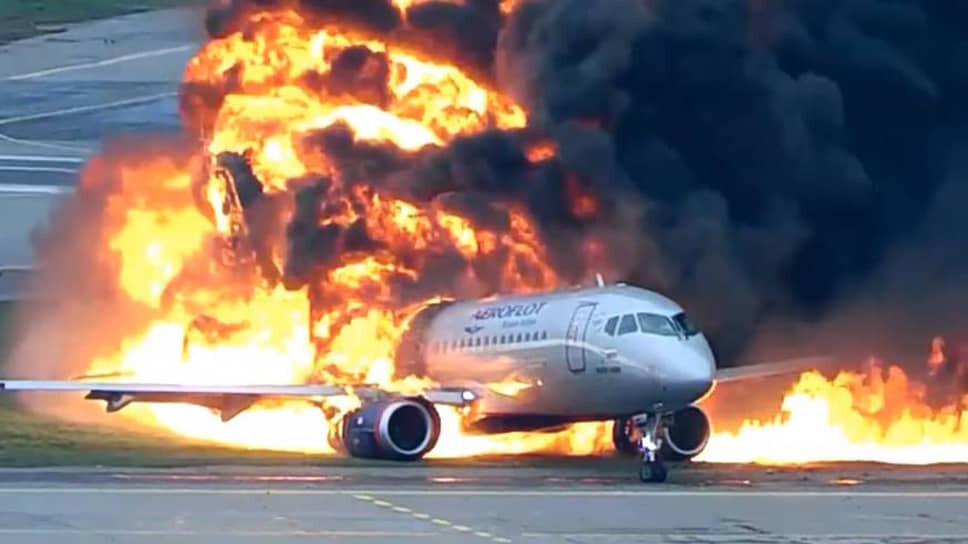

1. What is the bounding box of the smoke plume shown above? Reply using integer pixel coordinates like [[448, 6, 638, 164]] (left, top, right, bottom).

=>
[[19, 0, 968, 376]]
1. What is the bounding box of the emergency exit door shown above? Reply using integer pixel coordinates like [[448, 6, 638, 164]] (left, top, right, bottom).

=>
[[565, 302, 597, 373]]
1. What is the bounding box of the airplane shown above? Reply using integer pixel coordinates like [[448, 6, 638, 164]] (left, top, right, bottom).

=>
[[0, 277, 834, 482]]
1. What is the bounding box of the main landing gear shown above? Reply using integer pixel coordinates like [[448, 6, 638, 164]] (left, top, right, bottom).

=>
[[631, 413, 667, 483]]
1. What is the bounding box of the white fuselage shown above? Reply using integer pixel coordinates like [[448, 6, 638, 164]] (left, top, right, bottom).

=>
[[418, 284, 716, 422]]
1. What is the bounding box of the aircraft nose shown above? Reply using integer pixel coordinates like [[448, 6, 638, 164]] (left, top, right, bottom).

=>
[[664, 351, 714, 406]]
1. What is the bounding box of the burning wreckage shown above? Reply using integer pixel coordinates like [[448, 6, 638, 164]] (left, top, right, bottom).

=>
[[3, 0, 968, 470]]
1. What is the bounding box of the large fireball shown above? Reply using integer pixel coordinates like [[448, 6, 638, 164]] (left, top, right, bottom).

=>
[[10, 0, 968, 464]]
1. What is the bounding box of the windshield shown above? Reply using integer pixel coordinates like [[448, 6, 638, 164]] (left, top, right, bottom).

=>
[[637, 313, 679, 336], [672, 312, 699, 336]]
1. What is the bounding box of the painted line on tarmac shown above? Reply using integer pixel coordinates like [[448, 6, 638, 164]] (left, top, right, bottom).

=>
[[0, 132, 92, 153], [0, 92, 177, 127], [0, 166, 79, 174], [0, 183, 74, 195], [0, 529, 442, 537], [353, 492, 515, 543], [0, 155, 85, 163], [5, 45, 196, 80], [0, 487, 967, 498]]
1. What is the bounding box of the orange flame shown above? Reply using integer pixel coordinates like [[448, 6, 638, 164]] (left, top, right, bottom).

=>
[[53, 6, 600, 457], [30, 4, 968, 466], [698, 356, 968, 464]]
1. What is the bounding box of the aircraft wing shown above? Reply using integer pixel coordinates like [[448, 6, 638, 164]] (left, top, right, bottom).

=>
[[715, 355, 840, 383], [0, 380, 475, 421]]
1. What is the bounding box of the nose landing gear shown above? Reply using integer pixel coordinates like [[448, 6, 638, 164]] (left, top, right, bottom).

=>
[[631, 413, 667, 483]]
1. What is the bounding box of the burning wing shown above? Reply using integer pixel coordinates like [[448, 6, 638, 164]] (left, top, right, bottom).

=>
[[0, 380, 473, 422], [715, 356, 840, 383]]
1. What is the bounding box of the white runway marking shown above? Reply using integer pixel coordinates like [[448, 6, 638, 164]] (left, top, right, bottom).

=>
[[0, 183, 74, 194], [4, 45, 196, 81], [0, 155, 85, 163], [0, 132, 92, 153], [0, 166, 78, 174], [0, 92, 177, 127], [0, 529, 442, 537], [0, 487, 965, 498]]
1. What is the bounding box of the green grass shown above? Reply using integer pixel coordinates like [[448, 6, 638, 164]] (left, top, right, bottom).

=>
[[0, 400, 331, 467], [0, 0, 202, 44]]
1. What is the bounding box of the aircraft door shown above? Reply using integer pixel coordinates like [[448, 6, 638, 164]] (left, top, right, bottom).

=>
[[565, 302, 597, 373]]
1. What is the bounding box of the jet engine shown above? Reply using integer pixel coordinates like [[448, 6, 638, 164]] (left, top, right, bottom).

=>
[[330, 398, 441, 461], [660, 405, 711, 461], [612, 405, 712, 460]]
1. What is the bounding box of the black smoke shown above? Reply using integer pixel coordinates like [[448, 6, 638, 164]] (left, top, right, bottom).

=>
[[492, 0, 968, 363], [97, 0, 968, 368]]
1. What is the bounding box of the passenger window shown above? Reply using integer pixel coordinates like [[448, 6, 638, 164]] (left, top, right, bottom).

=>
[[525, 332, 531, 342], [617, 314, 638, 335], [637, 313, 678, 336], [604, 316, 619, 336], [516, 333, 523, 343]]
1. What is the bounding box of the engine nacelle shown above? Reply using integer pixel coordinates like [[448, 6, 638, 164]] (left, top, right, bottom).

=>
[[332, 398, 441, 461], [660, 405, 711, 461]]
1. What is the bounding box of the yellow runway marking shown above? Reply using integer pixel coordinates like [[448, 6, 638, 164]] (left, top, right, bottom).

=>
[[349, 491, 514, 542]]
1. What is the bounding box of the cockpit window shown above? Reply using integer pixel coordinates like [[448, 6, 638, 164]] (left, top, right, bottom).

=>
[[604, 316, 619, 336], [617, 314, 638, 335], [672, 312, 699, 336], [637, 312, 678, 336]]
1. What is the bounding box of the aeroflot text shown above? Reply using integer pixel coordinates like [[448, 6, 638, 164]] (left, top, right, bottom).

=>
[[471, 302, 547, 321]]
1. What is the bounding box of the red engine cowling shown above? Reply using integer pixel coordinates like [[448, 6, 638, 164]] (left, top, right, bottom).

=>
[[329, 398, 441, 461]]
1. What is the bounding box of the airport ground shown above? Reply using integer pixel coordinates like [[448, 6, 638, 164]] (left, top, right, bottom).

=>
[[1, 7, 967, 544]]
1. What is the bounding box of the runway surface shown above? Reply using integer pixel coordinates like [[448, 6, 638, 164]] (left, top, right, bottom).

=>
[[0, 8, 205, 276], [0, 463, 965, 543]]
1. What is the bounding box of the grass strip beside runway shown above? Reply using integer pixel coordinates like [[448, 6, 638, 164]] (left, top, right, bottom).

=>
[[0, 399, 330, 466], [0, 0, 202, 44]]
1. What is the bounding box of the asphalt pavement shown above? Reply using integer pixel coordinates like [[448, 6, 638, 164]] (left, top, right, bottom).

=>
[[0, 463, 965, 543], [0, 8, 204, 272]]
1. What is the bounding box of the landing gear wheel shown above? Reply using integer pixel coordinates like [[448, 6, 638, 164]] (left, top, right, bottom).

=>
[[639, 459, 667, 483], [630, 412, 668, 483]]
